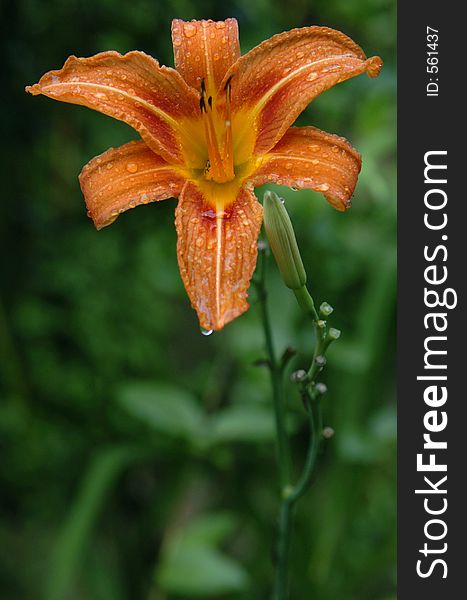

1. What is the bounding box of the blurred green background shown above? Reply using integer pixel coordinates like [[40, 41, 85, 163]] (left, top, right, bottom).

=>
[[1, 0, 396, 598]]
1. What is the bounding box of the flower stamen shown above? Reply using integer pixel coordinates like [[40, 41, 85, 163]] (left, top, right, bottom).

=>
[[200, 78, 235, 183], [222, 76, 234, 180]]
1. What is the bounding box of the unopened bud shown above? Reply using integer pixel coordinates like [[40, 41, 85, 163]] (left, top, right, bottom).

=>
[[314, 355, 327, 367], [263, 191, 307, 290], [315, 382, 327, 395], [319, 302, 334, 317], [291, 369, 307, 383], [327, 327, 341, 341]]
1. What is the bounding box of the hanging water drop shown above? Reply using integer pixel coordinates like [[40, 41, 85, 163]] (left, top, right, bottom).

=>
[[200, 327, 213, 336]]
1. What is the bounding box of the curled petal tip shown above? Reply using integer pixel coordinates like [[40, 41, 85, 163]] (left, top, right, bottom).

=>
[[25, 84, 39, 95], [366, 55, 383, 78]]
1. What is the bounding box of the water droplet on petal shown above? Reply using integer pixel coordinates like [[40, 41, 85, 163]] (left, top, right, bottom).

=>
[[183, 23, 197, 37], [306, 72, 318, 81], [200, 328, 214, 336], [317, 183, 330, 192], [296, 51, 304, 59], [311, 159, 320, 165], [106, 162, 113, 170], [290, 187, 299, 192], [215, 21, 225, 29], [126, 163, 138, 173], [331, 145, 339, 153]]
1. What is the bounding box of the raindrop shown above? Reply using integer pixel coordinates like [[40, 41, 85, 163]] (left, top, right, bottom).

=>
[[200, 328, 213, 336], [126, 163, 138, 173], [290, 187, 299, 192], [183, 23, 197, 38]]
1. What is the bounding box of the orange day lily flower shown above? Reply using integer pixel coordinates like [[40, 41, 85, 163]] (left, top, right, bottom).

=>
[[26, 19, 382, 331]]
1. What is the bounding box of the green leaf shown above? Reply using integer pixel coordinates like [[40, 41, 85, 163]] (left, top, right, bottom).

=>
[[117, 382, 204, 440], [182, 512, 238, 547], [158, 543, 248, 597], [157, 511, 248, 596], [45, 445, 145, 600], [210, 405, 275, 443]]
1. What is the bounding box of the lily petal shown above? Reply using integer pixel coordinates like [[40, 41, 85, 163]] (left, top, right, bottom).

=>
[[172, 19, 240, 96], [80, 140, 186, 229], [223, 26, 382, 155], [176, 181, 263, 330], [253, 126, 361, 211], [26, 51, 199, 164]]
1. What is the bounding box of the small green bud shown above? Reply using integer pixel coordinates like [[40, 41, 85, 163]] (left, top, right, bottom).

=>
[[319, 302, 334, 317], [290, 369, 307, 383], [314, 355, 327, 367], [315, 382, 328, 395], [327, 327, 341, 340], [263, 191, 307, 290]]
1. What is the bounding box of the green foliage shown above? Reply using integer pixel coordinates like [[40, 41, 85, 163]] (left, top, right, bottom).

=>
[[1, 0, 396, 598], [157, 513, 249, 596], [118, 383, 206, 441]]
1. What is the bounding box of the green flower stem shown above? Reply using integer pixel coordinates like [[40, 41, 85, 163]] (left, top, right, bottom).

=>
[[292, 285, 320, 324], [257, 247, 336, 600], [257, 248, 291, 490], [288, 397, 322, 503]]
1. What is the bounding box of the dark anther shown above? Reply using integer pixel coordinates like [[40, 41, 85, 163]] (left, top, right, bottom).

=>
[[199, 96, 206, 113], [200, 78, 206, 94], [223, 75, 234, 90], [208, 96, 213, 109]]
